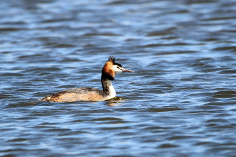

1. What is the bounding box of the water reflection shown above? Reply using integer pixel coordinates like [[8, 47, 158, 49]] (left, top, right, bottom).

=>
[[104, 97, 125, 107]]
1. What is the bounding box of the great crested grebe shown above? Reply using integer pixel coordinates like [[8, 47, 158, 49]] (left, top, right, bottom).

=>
[[39, 56, 133, 102]]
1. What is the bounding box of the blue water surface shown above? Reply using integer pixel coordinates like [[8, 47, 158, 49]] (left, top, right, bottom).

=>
[[1, 0, 236, 156]]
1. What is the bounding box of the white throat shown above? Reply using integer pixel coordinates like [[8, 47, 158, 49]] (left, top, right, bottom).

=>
[[107, 80, 116, 99]]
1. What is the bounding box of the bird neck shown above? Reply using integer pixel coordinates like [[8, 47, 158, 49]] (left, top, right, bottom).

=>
[[101, 75, 116, 99]]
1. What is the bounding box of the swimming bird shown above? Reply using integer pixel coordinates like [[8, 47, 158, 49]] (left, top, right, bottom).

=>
[[39, 56, 133, 102]]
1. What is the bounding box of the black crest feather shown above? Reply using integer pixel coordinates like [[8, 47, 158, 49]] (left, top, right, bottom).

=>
[[108, 56, 122, 67], [108, 56, 115, 62]]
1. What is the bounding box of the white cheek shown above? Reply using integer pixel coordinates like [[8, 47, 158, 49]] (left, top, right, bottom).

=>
[[113, 65, 123, 73], [116, 69, 123, 73]]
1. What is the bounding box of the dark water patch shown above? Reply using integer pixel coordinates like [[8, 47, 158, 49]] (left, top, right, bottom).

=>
[[7, 138, 30, 143], [213, 91, 236, 98], [0, 27, 25, 32], [168, 135, 195, 141], [113, 107, 139, 112], [141, 42, 195, 48], [1, 72, 24, 77], [213, 46, 236, 52], [205, 101, 236, 106], [92, 117, 125, 122], [5, 101, 38, 108], [146, 107, 184, 112], [106, 0, 128, 5], [147, 28, 175, 36], [219, 70, 236, 74], [0, 93, 15, 100], [158, 143, 178, 148], [52, 43, 76, 48]]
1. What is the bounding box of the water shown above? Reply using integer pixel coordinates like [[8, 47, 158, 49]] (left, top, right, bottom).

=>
[[1, 0, 236, 156]]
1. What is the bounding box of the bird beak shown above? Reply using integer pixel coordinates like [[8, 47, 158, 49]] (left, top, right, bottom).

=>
[[121, 67, 134, 73]]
